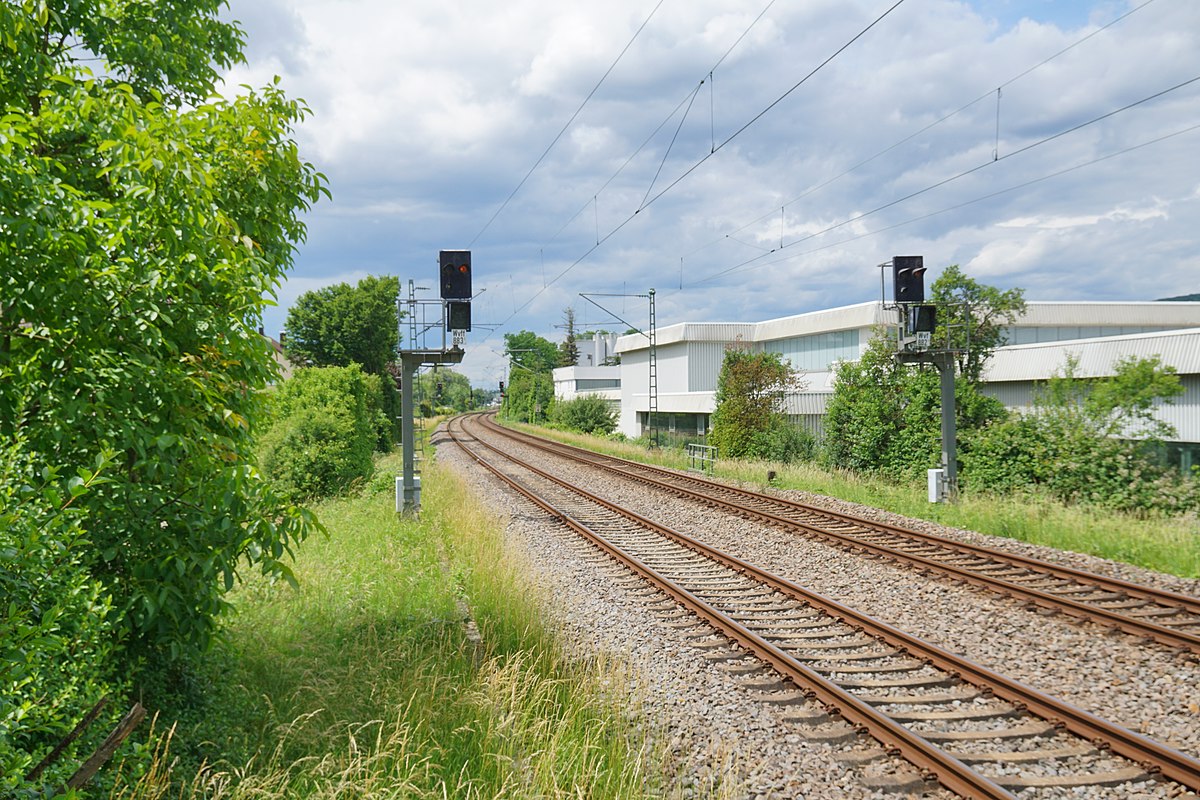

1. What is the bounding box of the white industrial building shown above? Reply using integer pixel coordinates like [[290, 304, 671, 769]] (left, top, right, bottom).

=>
[[552, 332, 621, 409], [551, 301, 1200, 472]]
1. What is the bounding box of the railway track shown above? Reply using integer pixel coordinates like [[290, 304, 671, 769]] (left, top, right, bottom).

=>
[[448, 414, 1200, 799], [473, 412, 1200, 654]]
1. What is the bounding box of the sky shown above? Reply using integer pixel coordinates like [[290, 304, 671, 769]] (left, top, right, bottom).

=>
[[218, 0, 1200, 387]]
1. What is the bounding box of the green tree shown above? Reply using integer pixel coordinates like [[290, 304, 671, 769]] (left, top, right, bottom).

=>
[[283, 275, 400, 375], [0, 0, 325, 676], [929, 265, 1026, 381], [504, 330, 560, 373], [820, 332, 905, 473], [284, 275, 401, 446], [0, 443, 118, 794], [822, 329, 1004, 477], [558, 307, 580, 367], [501, 331, 558, 423], [708, 351, 800, 459], [415, 368, 476, 414], [503, 370, 554, 424]]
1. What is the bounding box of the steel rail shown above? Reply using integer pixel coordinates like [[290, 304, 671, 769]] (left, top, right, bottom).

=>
[[446, 417, 1016, 799], [478, 414, 1200, 652], [453, 414, 1200, 794]]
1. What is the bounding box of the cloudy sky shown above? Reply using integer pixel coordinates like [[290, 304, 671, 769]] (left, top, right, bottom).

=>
[[219, 0, 1200, 386]]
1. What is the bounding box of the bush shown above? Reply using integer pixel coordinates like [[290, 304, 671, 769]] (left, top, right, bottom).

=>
[[965, 414, 1200, 515], [258, 406, 373, 501], [962, 356, 1198, 515], [1, 445, 122, 795], [258, 366, 386, 500], [746, 423, 817, 464], [821, 331, 1005, 480], [552, 395, 618, 435]]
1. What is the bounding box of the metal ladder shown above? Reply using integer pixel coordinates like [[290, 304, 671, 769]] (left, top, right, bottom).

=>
[[413, 369, 428, 474], [648, 289, 658, 447]]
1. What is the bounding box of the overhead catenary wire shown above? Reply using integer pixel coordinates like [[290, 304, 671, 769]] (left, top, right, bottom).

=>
[[469, 0, 668, 248], [683, 120, 1200, 284], [688, 75, 1200, 286], [680, 0, 1161, 261], [477, 0, 1187, 368], [545, 0, 781, 246], [485, 0, 910, 336], [637, 0, 908, 214]]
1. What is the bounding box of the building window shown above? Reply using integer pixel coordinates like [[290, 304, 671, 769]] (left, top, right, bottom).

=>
[[575, 378, 620, 390]]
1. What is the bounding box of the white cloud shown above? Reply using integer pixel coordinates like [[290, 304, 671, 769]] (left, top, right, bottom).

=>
[[999, 199, 1170, 230], [224, 0, 1200, 383]]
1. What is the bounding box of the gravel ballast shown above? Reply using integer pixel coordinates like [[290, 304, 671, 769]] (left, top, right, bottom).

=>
[[437, 423, 1200, 799]]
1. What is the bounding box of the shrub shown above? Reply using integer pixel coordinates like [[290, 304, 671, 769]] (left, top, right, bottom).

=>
[[709, 351, 801, 459], [746, 423, 817, 464], [258, 406, 372, 501], [821, 331, 1005, 480], [258, 366, 385, 500], [552, 395, 618, 435], [0, 445, 121, 795], [962, 355, 1197, 514]]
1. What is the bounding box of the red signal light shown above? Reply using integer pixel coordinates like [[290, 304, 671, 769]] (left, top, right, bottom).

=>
[[439, 250, 472, 299]]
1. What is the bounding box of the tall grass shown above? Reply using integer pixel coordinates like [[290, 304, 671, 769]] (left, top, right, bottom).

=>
[[514, 423, 1199, 580], [111, 451, 662, 799]]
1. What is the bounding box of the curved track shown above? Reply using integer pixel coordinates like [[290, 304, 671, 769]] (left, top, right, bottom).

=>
[[448, 413, 1200, 799], [475, 413, 1200, 654]]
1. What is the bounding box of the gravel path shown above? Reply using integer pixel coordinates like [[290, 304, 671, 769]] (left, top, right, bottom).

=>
[[436, 424, 1200, 799]]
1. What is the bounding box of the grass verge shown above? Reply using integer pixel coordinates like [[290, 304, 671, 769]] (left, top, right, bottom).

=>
[[112, 448, 661, 799], [509, 422, 1200, 580]]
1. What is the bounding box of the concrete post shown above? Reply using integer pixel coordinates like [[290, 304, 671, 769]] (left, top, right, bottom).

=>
[[400, 354, 418, 514]]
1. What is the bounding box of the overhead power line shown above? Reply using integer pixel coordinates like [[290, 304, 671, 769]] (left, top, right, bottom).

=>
[[689, 75, 1200, 286], [682, 0, 1160, 261], [469, 0, 668, 247], [637, 0, 908, 214], [487, 0, 910, 336], [545, 0, 781, 246], [685, 120, 1200, 283]]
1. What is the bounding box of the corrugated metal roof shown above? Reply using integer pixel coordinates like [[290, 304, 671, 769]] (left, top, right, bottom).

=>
[[755, 302, 894, 341], [617, 302, 892, 353], [983, 328, 1200, 382], [615, 301, 1200, 355], [1018, 302, 1200, 327], [615, 322, 753, 352]]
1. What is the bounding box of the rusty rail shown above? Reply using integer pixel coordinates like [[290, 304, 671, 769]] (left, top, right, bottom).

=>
[[477, 413, 1200, 653], [449, 414, 1200, 797]]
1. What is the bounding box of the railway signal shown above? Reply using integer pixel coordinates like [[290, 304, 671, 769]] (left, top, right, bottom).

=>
[[892, 255, 926, 304], [446, 300, 471, 332], [439, 250, 472, 299], [911, 303, 937, 334]]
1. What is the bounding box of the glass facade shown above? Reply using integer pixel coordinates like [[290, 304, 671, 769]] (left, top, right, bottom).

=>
[[766, 329, 859, 371], [1002, 325, 1171, 345]]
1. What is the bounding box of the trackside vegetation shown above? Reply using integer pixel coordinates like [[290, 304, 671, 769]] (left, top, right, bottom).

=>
[[709, 351, 814, 463], [110, 452, 665, 799], [551, 394, 619, 435], [257, 365, 393, 501], [510, 423, 1200, 580], [281, 275, 403, 441], [1, 1, 325, 792]]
